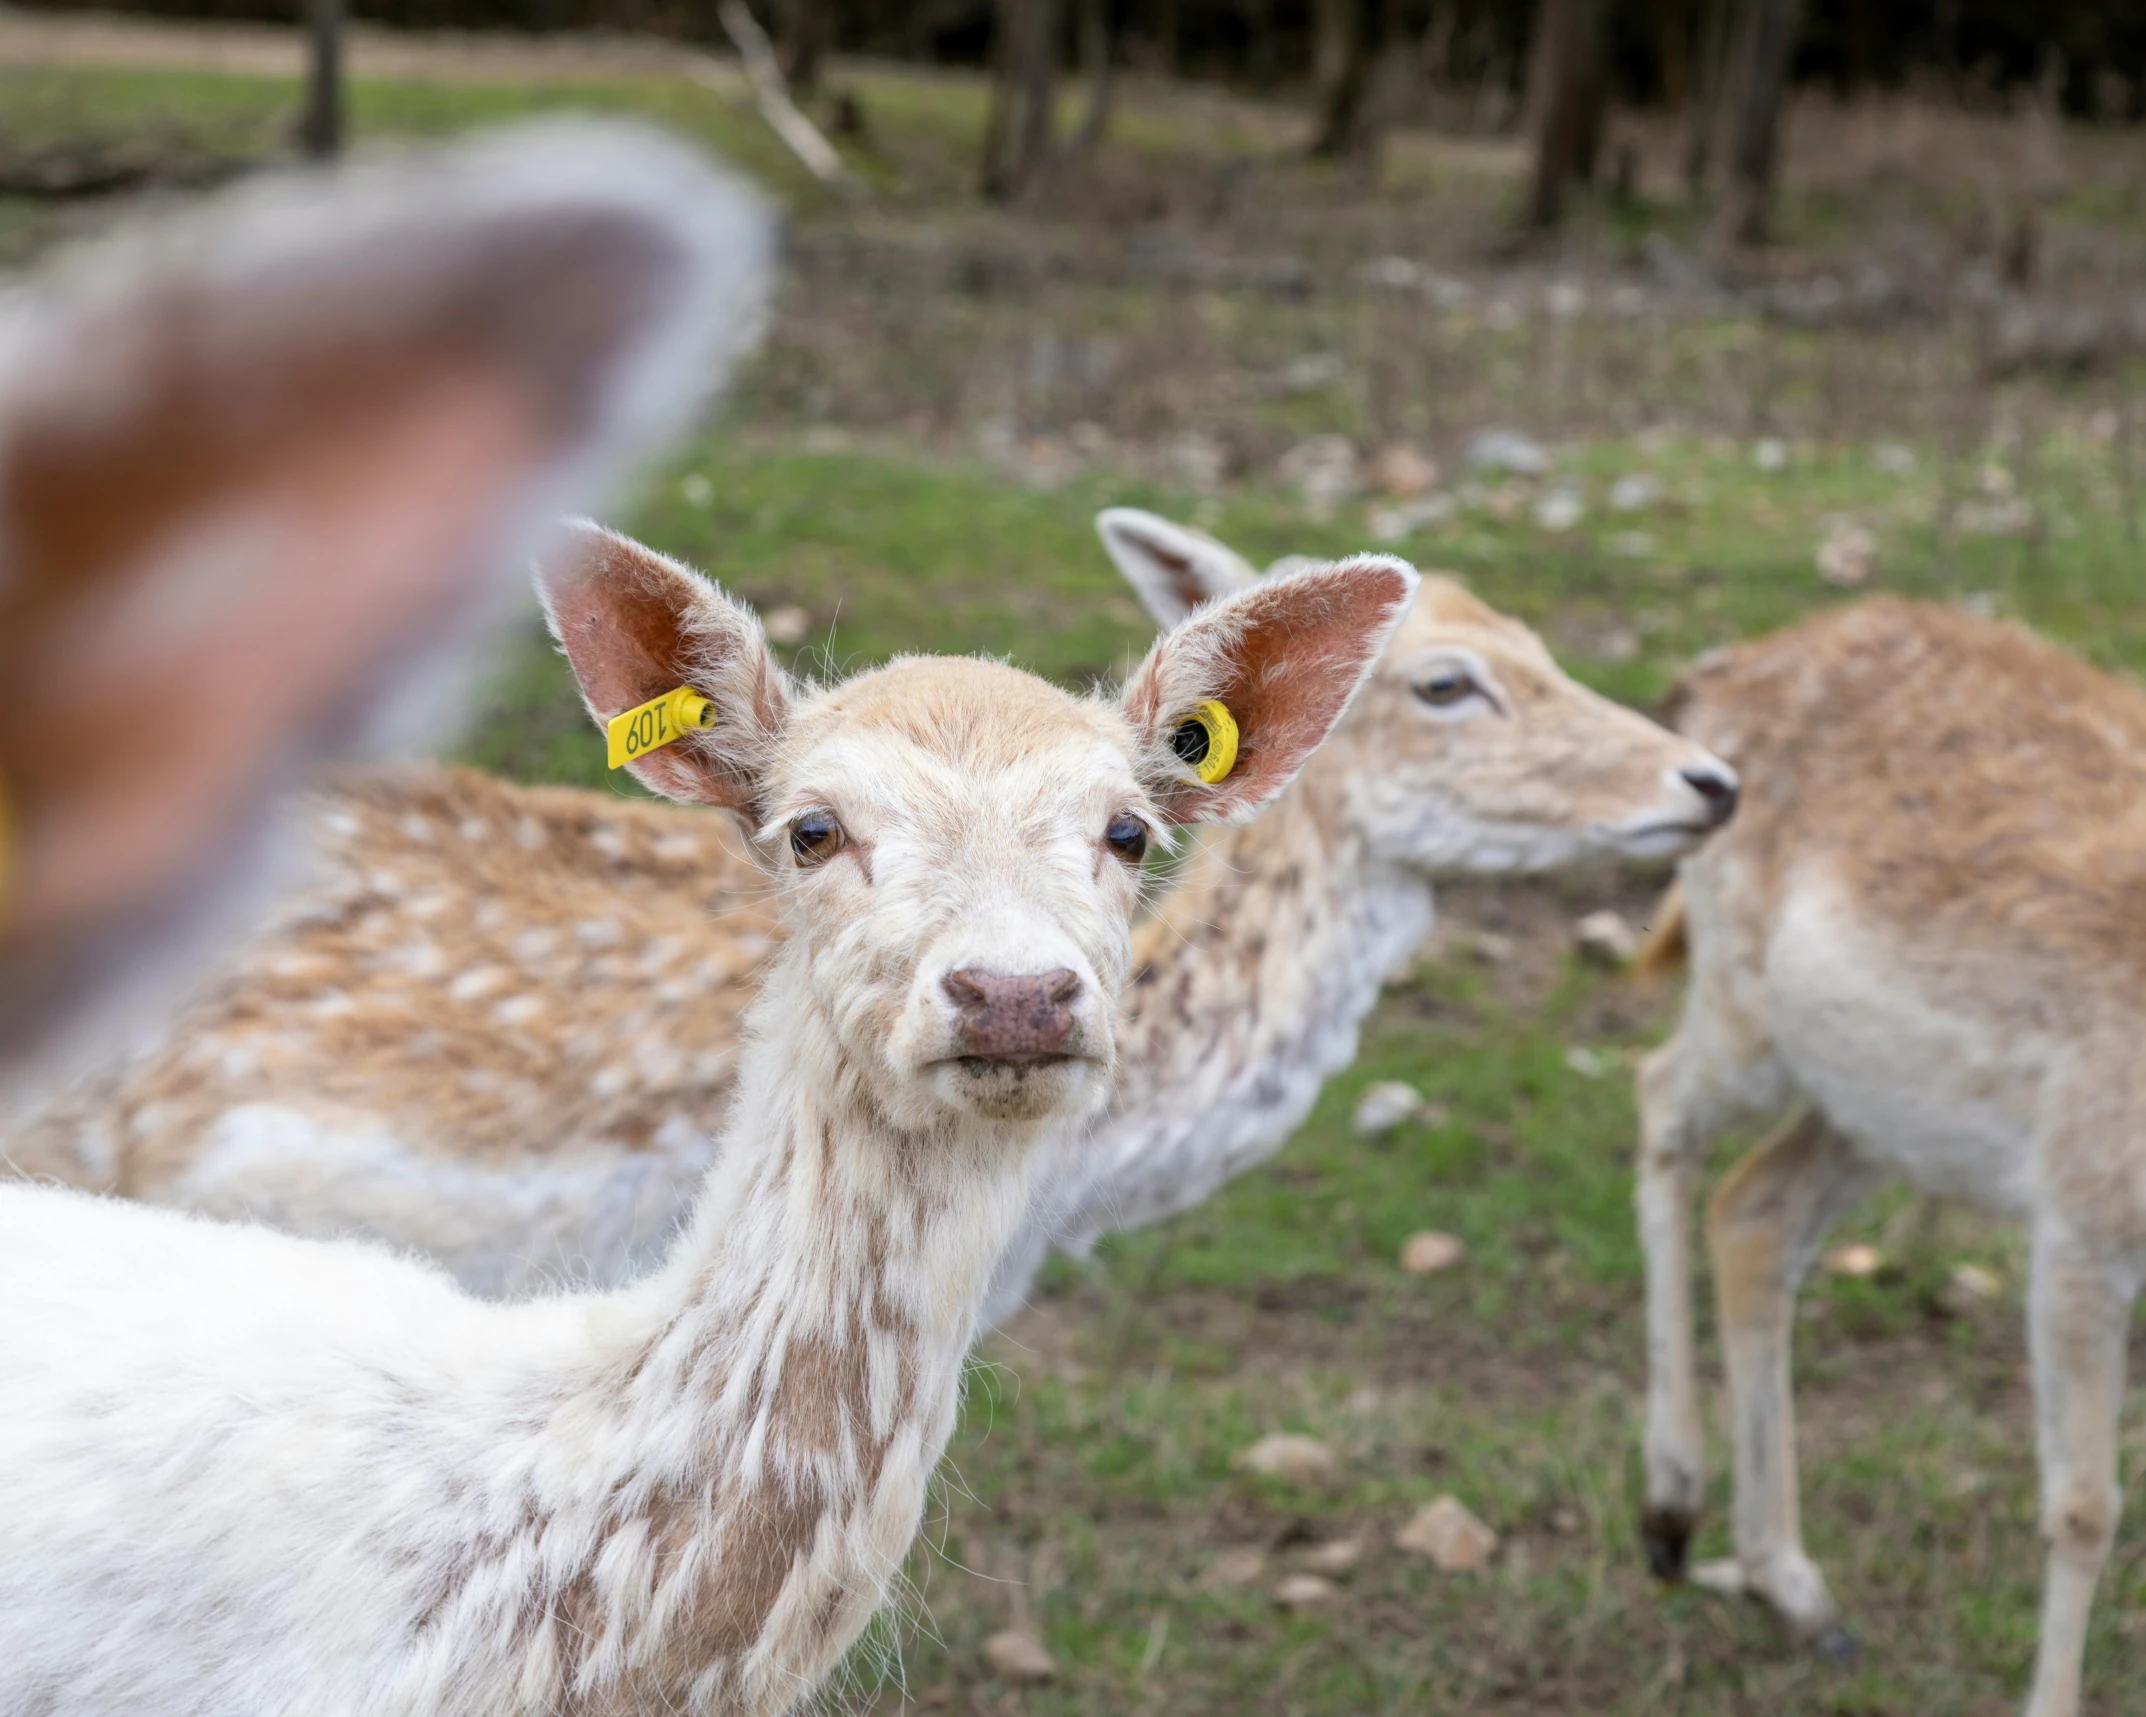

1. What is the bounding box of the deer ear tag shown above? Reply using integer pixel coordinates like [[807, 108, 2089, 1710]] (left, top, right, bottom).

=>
[[607, 687, 714, 770], [1171, 699, 1240, 785]]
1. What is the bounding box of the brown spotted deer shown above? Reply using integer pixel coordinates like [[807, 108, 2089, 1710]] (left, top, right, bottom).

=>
[[9, 510, 1738, 1313], [0, 516, 1415, 1713], [1635, 596, 2146, 1717]]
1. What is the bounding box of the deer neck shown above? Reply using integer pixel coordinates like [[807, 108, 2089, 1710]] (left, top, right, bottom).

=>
[[1072, 771, 1430, 1235], [548, 955, 1044, 1711]]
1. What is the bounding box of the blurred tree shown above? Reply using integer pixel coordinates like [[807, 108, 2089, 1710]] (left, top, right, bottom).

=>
[[298, 0, 343, 158], [1714, 0, 1799, 244], [980, 0, 1059, 198], [775, 0, 830, 89], [1523, 0, 1604, 225]]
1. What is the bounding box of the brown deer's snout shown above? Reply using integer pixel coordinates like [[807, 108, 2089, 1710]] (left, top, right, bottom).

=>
[[942, 968, 1081, 1062]]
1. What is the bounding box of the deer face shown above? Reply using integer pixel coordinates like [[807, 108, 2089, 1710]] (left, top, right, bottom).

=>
[[760, 658, 1154, 1125], [541, 522, 1416, 1131], [1098, 510, 1736, 877], [1335, 580, 1737, 872]]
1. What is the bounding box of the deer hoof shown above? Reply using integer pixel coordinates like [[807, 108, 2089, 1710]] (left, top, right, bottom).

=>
[[1809, 1621, 1861, 1665], [1640, 1508, 1693, 1581]]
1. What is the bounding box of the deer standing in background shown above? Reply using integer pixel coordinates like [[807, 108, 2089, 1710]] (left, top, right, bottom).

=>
[[1636, 597, 2146, 1717], [0, 520, 1414, 1714], [9, 511, 1738, 1310]]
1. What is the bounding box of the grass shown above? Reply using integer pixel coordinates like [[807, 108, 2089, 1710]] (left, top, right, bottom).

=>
[[7, 42, 2146, 1713]]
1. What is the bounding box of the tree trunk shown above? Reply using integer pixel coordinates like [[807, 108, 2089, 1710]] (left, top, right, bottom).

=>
[[1246, 0, 1278, 90], [775, 0, 829, 93], [1713, 0, 1800, 246], [298, 0, 343, 160], [981, 0, 1060, 200], [1522, 0, 1602, 227], [1682, 0, 1735, 197], [1070, 0, 1114, 156], [1309, 0, 1367, 158]]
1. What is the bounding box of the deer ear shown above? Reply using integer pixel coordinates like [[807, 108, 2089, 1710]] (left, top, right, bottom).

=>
[[0, 122, 772, 1075], [537, 522, 791, 819], [1122, 555, 1417, 824], [1095, 507, 1260, 626]]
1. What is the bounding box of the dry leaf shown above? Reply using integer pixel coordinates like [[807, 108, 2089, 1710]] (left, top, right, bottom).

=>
[[982, 1631, 1057, 1682], [1395, 1495, 1498, 1572], [1399, 1231, 1465, 1275]]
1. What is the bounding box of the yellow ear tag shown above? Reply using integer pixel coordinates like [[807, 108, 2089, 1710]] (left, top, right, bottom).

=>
[[1171, 699, 1240, 785], [606, 686, 714, 770]]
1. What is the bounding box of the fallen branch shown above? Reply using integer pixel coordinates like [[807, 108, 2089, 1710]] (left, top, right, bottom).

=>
[[711, 0, 860, 196]]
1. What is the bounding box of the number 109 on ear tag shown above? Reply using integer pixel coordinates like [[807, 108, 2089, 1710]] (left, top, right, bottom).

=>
[[607, 687, 714, 770]]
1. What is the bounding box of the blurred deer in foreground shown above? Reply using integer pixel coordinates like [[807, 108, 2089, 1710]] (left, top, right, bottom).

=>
[[0, 121, 763, 1090], [1636, 597, 2146, 1717], [11, 510, 1738, 1314]]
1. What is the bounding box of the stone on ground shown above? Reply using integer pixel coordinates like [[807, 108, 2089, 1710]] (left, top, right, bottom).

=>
[[1353, 1080, 1426, 1136], [1822, 1241, 1883, 1278], [1299, 1536, 1364, 1574], [1573, 909, 1639, 966], [1235, 1433, 1337, 1485], [1370, 442, 1439, 497], [1209, 1547, 1268, 1586]]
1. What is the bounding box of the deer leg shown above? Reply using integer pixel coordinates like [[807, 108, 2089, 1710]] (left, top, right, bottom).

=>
[[1705, 1107, 1879, 1657], [1636, 1035, 1710, 1578], [2021, 1226, 2132, 1717]]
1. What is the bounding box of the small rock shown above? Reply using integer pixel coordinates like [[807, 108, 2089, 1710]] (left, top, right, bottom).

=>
[[1950, 1262, 2003, 1302], [1533, 486, 1585, 532], [1548, 1504, 1584, 1536], [983, 1630, 1057, 1682], [1209, 1547, 1268, 1585], [1608, 530, 1657, 558], [678, 472, 715, 508], [1273, 1573, 1341, 1609], [1563, 1045, 1611, 1079], [1278, 435, 1363, 515], [1597, 624, 1640, 664], [1370, 442, 1440, 498], [762, 605, 813, 646], [1399, 1231, 1465, 1274], [1608, 473, 1659, 511], [1236, 1434, 1337, 1486], [1299, 1536, 1363, 1575], [1467, 428, 1550, 476], [1573, 909, 1639, 967], [1751, 437, 1788, 472], [1368, 494, 1454, 542], [1353, 1081, 1427, 1136], [1815, 522, 1876, 589], [1164, 430, 1228, 492], [1871, 441, 1918, 476], [1470, 930, 1517, 965], [1823, 1241, 1883, 1279], [1395, 1496, 1498, 1571]]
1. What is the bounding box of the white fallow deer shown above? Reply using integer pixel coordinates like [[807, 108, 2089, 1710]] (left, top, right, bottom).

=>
[[1634, 596, 2146, 1717], [8, 511, 1739, 1313], [0, 519, 1414, 1714]]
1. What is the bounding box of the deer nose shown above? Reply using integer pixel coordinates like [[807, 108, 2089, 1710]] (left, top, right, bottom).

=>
[[1681, 763, 1739, 827], [942, 968, 1082, 1062]]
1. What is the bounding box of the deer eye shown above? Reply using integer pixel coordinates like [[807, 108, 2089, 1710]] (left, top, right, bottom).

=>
[[790, 811, 846, 866], [1413, 670, 1478, 708], [1105, 813, 1149, 864]]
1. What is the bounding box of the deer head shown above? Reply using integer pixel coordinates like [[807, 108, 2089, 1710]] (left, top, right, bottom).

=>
[[1099, 508, 1737, 873], [540, 523, 1418, 1133]]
